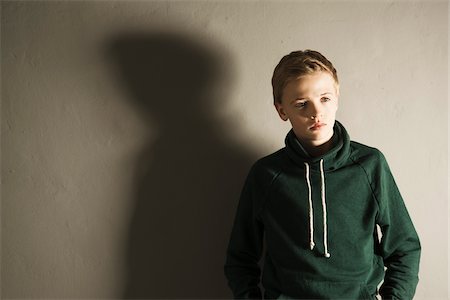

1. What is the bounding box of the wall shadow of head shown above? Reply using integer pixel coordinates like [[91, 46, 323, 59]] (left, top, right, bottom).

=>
[[106, 31, 257, 298]]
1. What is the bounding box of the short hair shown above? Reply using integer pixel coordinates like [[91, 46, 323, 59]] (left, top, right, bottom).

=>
[[271, 50, 339, 104]]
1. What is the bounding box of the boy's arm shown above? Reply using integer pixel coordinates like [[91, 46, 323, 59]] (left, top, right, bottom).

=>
[[374, 153, 421, 300], [224, 165, 265, 299]]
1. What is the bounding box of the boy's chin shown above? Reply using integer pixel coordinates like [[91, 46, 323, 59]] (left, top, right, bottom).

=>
[[304, 131, 334, 145], [293, 126, 333, 141]]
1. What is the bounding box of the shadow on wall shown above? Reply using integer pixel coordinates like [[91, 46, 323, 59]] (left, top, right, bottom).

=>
[[106, 31, 259, 298]]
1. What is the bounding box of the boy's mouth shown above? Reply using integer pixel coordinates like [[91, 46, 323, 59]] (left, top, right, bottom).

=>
[[310, 122, 326, 130]]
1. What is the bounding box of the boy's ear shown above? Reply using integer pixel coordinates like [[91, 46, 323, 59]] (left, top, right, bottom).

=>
[[275, 102, 289, 121]]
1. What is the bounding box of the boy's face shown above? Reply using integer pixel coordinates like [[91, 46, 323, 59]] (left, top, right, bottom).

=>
[[275, 71, 339, 147]]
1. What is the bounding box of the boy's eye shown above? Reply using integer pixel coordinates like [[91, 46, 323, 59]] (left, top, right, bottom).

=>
[[294, 102, 307, 108]]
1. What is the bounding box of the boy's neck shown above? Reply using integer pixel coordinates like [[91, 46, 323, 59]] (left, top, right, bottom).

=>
[[299, 134, 336, 158]]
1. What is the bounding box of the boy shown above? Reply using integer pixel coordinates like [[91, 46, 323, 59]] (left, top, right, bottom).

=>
[[224, 50, 421, 299]]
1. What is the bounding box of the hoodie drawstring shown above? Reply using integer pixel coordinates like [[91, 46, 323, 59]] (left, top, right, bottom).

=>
[[320, 160, 331, 258], [304, 159, 331, 258], [304, 162, 315, 251]]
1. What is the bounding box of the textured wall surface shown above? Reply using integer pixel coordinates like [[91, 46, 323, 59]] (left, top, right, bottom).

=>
[[2, 1, 448, 299]]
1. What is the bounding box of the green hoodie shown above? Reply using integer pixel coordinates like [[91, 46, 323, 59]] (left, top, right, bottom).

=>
[[224, 121, 420, 299]]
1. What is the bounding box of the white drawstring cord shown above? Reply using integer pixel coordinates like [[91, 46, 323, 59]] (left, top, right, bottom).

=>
[[320, 159, 331, 258], [304, 162, 315, 250], [304, 160, 331, 258]]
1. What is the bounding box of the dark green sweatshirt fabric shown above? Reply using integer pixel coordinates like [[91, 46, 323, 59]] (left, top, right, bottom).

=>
[[224, 121, 421, 300]]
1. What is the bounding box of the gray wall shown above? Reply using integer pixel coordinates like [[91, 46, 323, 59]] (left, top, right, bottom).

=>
[[2, 1, 448, 299]]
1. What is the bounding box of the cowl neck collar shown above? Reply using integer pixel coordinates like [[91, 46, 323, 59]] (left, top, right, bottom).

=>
[[285, 120, 351, 171]]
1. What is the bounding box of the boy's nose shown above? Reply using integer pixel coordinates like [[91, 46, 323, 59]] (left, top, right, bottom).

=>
[[309, 105, 323, 118]]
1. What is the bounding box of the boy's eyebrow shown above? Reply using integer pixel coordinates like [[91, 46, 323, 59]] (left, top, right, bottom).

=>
[[292, 92, 333, 101]]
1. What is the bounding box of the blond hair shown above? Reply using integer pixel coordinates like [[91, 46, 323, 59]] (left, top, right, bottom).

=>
[[271, 50, 339, 104]]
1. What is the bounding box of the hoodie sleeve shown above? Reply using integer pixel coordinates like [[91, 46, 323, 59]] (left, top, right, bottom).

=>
[[224, 164, 266, 299], [373, 152, 421, 300]]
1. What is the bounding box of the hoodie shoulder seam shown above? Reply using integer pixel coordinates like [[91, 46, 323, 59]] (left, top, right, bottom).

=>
[[256, 169, 283, 220], [348, 151, 382, 218], [254, 151, 287, 218]]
